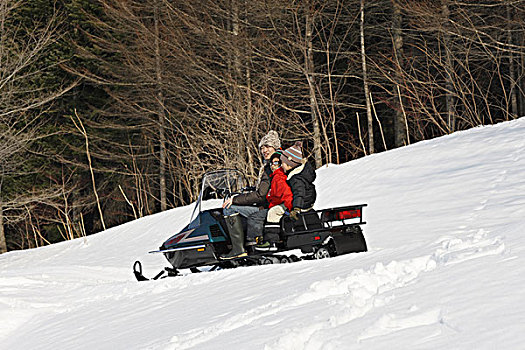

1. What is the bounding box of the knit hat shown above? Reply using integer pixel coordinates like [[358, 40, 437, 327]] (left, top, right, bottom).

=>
[[269, 151, 282, 164], [258, 130, 281, 150], [281, 141, 303, 167]]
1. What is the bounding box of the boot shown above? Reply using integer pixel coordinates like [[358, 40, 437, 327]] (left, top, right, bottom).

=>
[[246, 235, 262, 246], [220, 214, 248, 260], [255, 241, 277, 252]]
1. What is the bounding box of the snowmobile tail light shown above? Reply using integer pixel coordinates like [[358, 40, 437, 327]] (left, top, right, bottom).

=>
[[314, 236, 321, 241], [337, 209, 361, 220]]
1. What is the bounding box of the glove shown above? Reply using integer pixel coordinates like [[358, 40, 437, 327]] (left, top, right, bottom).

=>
[[289, 208, 301, 221], [222, 197, 234, 209]]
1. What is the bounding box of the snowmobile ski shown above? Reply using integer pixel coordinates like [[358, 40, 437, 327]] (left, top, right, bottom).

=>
[[133, 260, 179, 281]]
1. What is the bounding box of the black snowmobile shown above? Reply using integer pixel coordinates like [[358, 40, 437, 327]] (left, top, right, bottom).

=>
[[133, 169, 367, 281]]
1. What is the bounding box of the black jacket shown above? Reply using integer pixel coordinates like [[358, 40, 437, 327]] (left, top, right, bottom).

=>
[[232, 162, 272, 207], [286, 161, 316, 209]]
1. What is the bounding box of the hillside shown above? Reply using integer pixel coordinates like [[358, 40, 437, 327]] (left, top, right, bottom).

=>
[[1, 118, 524, 349]]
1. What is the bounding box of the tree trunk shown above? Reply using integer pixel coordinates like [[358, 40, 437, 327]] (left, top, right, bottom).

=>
[[0, 0, 5, 66], [327, 49, 339, 164], [245, 65, 256, 180], [232, 0, 256, 179], [360, 0, 374, 154], [0, 201, 6, 253], [305, 4, 322, 168], [392, 0, 407, 147], [507, 3, 518, 119], [442, 0, 456, 131], [232, 0, 242, 80], [154, 0, 167, 212], [521, 35, 525, 117]]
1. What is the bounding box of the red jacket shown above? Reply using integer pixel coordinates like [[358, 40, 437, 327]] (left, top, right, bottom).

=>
[[266, 167, 293, 210]]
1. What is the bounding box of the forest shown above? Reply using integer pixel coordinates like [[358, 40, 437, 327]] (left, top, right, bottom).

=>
[[0, 0, 524, 253]]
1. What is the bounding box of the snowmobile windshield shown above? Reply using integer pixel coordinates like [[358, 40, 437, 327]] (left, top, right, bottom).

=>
[[188, 169, 247, 227]]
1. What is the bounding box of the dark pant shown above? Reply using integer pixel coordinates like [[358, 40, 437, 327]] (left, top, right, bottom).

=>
[[246, 209, 268, 241]]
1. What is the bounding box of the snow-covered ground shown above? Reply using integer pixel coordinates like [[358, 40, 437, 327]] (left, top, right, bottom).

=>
[[1, 118, 525, 349]]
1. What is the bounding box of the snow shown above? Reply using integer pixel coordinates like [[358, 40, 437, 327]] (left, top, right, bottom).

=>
[[1, 118, 525, 349]]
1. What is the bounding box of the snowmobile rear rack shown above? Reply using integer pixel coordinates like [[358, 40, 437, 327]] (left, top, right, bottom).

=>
[[282, 204, 367, 235]]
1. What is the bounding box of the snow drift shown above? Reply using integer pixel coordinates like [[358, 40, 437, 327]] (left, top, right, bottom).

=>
[[1, 118, 524, 349]]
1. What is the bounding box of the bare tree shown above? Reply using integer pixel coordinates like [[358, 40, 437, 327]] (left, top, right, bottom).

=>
[[392, 0, 408, 147], [0, 200, 4, 253], [360, 0, 374, 154], [304, 0, 323, 167], [440, 0, 456, 131], [0, 2, 77, 253], [507, 1, 519, 118], [154, 0, 168, 211]]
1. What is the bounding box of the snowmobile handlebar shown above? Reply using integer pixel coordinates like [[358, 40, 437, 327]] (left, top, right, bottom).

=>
[[214, 186, 255, 201]]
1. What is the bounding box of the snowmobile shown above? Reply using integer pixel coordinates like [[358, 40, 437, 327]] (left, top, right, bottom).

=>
[[133, 169, 368, 281]]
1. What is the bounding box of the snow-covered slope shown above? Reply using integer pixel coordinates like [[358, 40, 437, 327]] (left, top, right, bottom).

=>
[[1, 118, 524, 350]]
